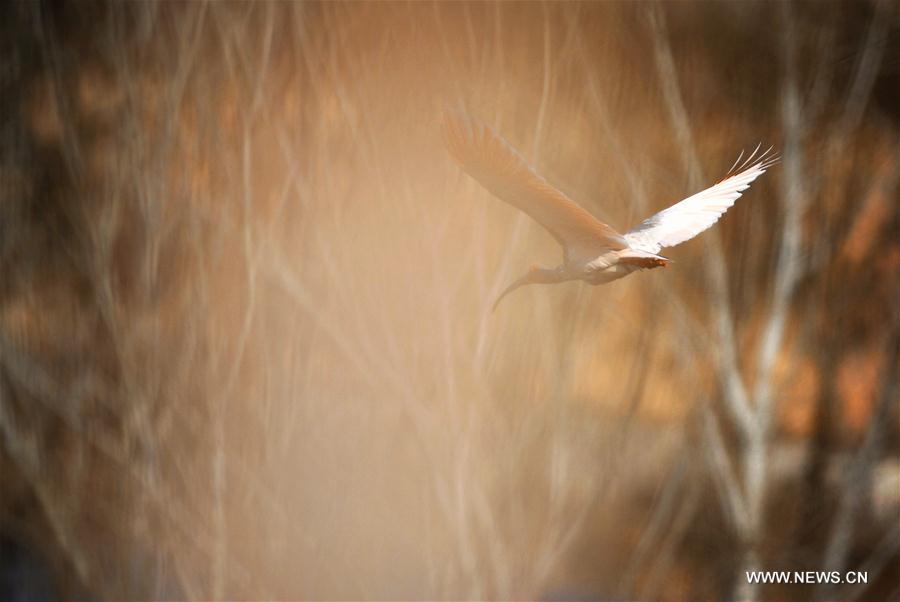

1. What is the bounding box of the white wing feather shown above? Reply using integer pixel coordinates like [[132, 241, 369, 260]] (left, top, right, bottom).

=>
[[625, 147, 778, 254]]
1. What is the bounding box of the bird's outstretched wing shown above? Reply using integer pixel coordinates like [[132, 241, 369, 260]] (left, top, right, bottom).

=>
[[443, 111, 627, 258], [624, 147, 779, 254]]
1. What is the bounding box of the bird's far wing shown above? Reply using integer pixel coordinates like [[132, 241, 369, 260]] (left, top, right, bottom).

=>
[[443, 111, 626, 257], [624, 147, 779, 254]]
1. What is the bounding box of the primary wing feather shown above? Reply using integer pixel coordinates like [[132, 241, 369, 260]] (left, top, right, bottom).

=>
[[625, 148, 778, 254], [443, 111, 626, 257]]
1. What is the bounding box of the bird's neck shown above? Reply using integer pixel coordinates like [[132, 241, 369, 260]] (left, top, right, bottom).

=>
[[532, 266, 567, 284]]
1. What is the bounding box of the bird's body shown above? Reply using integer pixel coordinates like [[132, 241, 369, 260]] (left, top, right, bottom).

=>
[[442, 111, 778, 310], [555, 250, 656, 286]]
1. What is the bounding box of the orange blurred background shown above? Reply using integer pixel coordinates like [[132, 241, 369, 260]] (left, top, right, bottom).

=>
[[0, 2, 897, 601]]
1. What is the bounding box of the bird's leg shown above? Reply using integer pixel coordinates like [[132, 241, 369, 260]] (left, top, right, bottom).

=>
[[618, 255, 669, 269], [616, 249, 670, 269]]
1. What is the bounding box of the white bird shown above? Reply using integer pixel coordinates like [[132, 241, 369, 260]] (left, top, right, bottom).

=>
[[442, 111, 778, 310]]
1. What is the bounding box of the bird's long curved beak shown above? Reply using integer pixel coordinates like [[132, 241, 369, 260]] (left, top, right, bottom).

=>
[[491, 274, 532, 313]]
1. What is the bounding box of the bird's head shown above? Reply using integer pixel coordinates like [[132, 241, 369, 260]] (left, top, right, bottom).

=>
[[492, 264, 564, 312]]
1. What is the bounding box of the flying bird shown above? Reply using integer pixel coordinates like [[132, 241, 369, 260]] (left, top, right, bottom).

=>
[[442, 112, 778, 311]]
